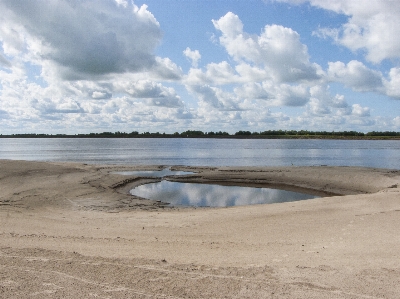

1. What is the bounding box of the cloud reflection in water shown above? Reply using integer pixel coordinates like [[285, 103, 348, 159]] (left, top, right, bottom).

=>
[[115, 169, 194, 177], [130, 181, 319, 207]]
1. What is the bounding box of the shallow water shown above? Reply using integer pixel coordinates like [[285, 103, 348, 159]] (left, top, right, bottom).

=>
[[114, 169, 194, 177], [130, 181, 319, 207]]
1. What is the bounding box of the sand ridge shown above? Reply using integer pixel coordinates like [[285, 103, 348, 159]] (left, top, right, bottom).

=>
[[1, 160, 400, 298]]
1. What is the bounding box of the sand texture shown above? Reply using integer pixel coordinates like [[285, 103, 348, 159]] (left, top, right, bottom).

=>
[[1, 160, 400, 298]]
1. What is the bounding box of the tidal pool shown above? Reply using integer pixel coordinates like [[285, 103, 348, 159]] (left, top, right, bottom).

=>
[[130, 181, 320, 207], [115, 168, 194, 177]]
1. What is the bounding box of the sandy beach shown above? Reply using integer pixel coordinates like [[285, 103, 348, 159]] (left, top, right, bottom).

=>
[[1, 159, 399, 298]]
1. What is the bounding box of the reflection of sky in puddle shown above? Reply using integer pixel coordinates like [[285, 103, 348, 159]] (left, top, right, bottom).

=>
[[130, 181, 319, 207], [115, 169, 194, 177]]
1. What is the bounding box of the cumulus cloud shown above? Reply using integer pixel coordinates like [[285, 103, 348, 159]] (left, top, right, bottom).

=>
[[266, 83, 310, 106], [306, 85, 354, 117], [185, 61, 242, 85], [0, 53, 11, 68], [0, 24, 26, 57], [0, 0, 162, 79], [0, 2, 396, 134], [234, 82, 310, 107], [325, 60, 400, 100], [307, 98, 331, 115], [187, 85, 228, 109], [310, 85, 348, 109], [183, 48, 201, 68], [385, 68, 400, 99], [393, 116, 400, 127], [183, 12, 324, 112], [90, 91, 111, 100], [351, 104, 370, 117], [115, 80, 183, 108], [277, 0, 400, 63], [151, 57, 182, 81], [327, 60, 384, 92], [235, 64, 269, 82], [145, 96, 183, 108], [212, 12, 321, 83], [31, 98, 83, 115], [114, 0, 128, 8], [234, 83, 273, 101]]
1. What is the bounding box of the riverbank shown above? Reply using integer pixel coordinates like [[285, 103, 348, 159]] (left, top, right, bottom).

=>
[[1, 134, 400, 140], [1, 160, 399, 298]]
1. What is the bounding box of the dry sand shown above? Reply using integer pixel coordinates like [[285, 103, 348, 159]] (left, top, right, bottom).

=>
[[1, 159, 399, 298]]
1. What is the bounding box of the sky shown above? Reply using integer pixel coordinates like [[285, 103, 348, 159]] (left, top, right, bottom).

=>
[[0, 0, 399, 134]]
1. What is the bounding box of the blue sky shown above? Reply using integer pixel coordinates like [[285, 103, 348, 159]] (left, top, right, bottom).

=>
[[0, 0, 399, 134]]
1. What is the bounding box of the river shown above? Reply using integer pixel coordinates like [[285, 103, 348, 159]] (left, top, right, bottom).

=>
[[0, 138, 399, 169]]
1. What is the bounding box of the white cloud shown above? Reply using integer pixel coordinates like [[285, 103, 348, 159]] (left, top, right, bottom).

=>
[[114, 0, 128, 8], [212, 12, 243, 38], [212, 12, 321, 83], [327, 60, 384, 92], [114, 80, 183, 108], [235, 64, 269, 82], [306, 85, 354, 117], [235, 81, 310, 107], [0, 3, 396, 134], [325, 61, 400, 100], [187, 85, 226, 109], [151, 57, 182, 81], [0, 23, 26, 56], [307, 98, 331, 115], [0, 0, 162, 79], [184, 12, 323, 112], [91, 91, 112, 100], [310, 85, 347, 108], [31, 98, 83, 116], [268, 83, 310, 106], [183, 48, 201, 68], [279, 0, 400, 63], [0, 53, 11, 68], [205, 62, 239, 84], [385, 68, 400, 99], [234, 83, 273, 101], [185, 61, 243, 85], [145, 96, 183, 108], [393, 116, 400, 127], [351, 104, 370, 117]]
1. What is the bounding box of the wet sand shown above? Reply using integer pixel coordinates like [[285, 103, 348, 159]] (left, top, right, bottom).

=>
[[1, 160, 400, 298]]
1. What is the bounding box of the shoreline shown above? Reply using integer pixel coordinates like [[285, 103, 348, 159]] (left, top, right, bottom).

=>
[[1, 160, 400, 298], [1, 133, 399, 140]]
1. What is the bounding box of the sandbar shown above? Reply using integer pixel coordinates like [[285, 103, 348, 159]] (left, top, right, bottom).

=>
[[1, 160, 399, 298]]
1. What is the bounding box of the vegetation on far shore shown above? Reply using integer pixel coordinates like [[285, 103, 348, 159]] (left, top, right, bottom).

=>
[[1, 130, 400, 139]]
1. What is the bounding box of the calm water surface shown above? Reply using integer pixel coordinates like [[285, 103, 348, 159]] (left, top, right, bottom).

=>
[[2, 138, 397, 207], [130, 181, 319, 207], [114, 169, 194, 177], [0, 138, 399, 169]]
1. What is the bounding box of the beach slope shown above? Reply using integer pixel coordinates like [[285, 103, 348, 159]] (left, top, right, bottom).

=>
[[1, 160, 400, 298]]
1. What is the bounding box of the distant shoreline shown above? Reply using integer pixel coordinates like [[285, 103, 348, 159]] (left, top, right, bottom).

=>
[[1, 132, 399, 140]]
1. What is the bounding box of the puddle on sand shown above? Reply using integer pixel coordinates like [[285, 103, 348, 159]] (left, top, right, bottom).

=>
[[114, 168, 194, 177], [130, 181, 319, 207]]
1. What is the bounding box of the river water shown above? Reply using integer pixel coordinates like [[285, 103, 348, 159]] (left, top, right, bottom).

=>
[[0, 138, 399, 169]]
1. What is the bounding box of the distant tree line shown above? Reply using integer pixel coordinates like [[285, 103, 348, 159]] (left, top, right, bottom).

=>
[[1, 130, 399, 139]]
